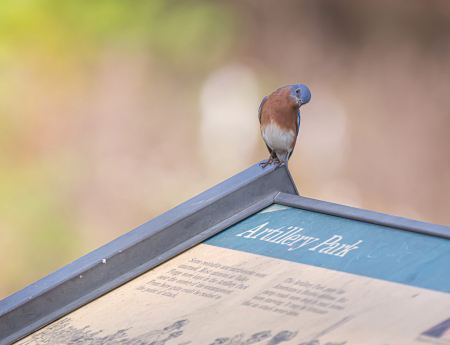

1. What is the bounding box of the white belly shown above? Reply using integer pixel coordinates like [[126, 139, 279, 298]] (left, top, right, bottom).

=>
[[261, 123, 295, 153]]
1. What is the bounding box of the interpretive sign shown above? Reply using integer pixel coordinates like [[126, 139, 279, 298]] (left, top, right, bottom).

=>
[[14, 204, 450, 345]]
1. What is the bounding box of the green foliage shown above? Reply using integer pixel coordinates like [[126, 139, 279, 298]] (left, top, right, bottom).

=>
[[0, 0, 236, 67]]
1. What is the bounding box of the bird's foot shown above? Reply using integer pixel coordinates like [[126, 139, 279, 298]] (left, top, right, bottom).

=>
[[274, 160, 286, 169], [260, 157, 279, 168], [259, 159, 272, 168]]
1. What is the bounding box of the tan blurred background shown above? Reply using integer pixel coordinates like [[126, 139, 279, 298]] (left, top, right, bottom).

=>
[[1, 0, 450, 299]]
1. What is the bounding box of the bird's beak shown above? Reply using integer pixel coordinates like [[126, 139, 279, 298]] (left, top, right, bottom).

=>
[[298, 100, 302, 107]]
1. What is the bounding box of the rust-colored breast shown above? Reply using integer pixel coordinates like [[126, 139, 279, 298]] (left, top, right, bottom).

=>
[[260, 87, 299, 135]]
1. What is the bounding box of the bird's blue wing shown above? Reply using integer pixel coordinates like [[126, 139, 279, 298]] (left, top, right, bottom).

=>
[[258, 96, 267, 124], [289, 110, 301, 159]]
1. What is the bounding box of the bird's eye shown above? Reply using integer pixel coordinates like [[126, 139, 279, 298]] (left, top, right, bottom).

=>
[[295, 89, 300, 94]]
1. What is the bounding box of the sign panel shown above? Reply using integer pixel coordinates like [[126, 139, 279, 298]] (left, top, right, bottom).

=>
[[15, 204, 450, 345]]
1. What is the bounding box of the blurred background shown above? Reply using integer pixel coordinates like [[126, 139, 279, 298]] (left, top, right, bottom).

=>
[[1, 0, 450, 299]]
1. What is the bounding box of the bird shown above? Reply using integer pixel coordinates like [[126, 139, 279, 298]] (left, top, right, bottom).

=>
[[258, 84, 311, 168]]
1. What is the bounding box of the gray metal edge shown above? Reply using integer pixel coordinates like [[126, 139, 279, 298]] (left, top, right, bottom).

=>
[[0, 162, 297, 345], [1, 194, 277, 345], [274, 192, 450, 239]]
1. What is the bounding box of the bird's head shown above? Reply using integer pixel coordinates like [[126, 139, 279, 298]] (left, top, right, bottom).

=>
[[289, 84, 311, 107]]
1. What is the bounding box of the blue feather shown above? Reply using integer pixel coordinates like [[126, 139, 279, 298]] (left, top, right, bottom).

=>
[[258, 96, 267, 124]]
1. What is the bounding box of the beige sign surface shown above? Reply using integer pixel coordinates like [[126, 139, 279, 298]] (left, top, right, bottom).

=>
[[15, 243, 450, 345]]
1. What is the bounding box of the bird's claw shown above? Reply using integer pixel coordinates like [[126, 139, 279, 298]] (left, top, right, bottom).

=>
[[260, 158, 279, 169], [275, 161, 285, 168]]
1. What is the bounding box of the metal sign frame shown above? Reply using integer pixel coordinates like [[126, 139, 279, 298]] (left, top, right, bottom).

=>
[[1, 162, 449, 345]]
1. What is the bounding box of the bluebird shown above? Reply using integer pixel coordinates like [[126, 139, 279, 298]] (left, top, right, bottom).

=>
[[259, 84, 311, 168]]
